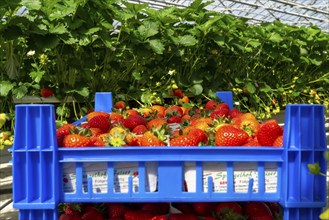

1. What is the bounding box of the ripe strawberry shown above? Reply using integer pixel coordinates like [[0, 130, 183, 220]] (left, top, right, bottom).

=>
[[124, 210, 154, 220], [87, 111, 110, 121], [107, 203, 129, 219], [210, 108, 229, 120], [215, 124, 249, 146], [228, 108, 243, 118], [243, 137, 260, 146], [114, 101, 126, 109], [64, 203, 81, 216], [141, 203, 170, 215], [214, 103, 229, 112], [170, 134, 200, 146], [109, 112, 124, 125], [205, 100, 218, 111], [126, 109, 140, 117], [272, 135, 283, 147], [151, 215, 167, 220], [81, 206, 104, 220], [132, 124, 147, 135], [188, 128, 208, 144], [59, 213, 82, 220], [237, 113, 260, 137], [57, 124, 75, 146], [215, 202, 243, 215], [140, 107, 153, 118], [140, 130, 166, 146], [123, 115, 147, 131], [147, 118, 167, 130], [257, 119, 283, 146], [167, 115, 182, 124], [40, 88, 54, 98], [168, 213, 198, 220], [89, 136, 105, 147], [63, 134, 90, 148], [88, 115, 111, 133], [192, 202, 217, 217], [244, 202, 273, 220], [151, 105, 166, 118], [165, 105, 183, 117], [174, 89, 184, 98]]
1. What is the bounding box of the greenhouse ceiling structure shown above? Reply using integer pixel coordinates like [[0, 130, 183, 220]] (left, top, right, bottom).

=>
[[128, 0, 329, 32]]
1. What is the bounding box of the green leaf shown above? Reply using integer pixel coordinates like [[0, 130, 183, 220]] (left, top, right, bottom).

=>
[[67, 88, 89, 97], [245, 82, 256, 94], [85, 27, 101, 35], [12, 85, 28, 99], [141, 91, 152, 106], [189, 84, 203, 95], [137, 21, 158, 40], [0, 81, 15, 96], [29, 70, 45, 83], [174, 35, 198, 46], [49, 23, 68, 34], [21, 0, 42, 10], [269, 33, 283, 43], [260, 84, 272, 93], [132, 71, 142, 80], [148, 39, 164, 54]]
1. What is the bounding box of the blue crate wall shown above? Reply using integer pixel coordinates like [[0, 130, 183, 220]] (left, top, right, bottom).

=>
[[12, 92, 327, 220]]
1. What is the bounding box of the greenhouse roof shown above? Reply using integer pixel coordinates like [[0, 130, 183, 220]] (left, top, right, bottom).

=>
[[128, 0, 329, 32]]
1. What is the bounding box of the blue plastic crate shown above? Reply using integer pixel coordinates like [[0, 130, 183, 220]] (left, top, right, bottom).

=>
[[12, 92, 327, 220]]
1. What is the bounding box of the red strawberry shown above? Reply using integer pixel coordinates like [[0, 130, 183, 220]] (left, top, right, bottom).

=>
[[63, 134, 90, 148], [214, 103, 229, 111], [151, 215, 167, 220], [114, 101, 126, 109], [167, 115, 182, 124], [140, 130, 166, 146], [151, 105, 166, 118], [107, 203, 129, 219], [59, 213, 82, 220], [210, 108, 229, 120], [141, 203, 170, 215], [89, 136, 105, 147], [179, 96, 189, 104], [257, 119, 283, 146], [87, 111, 110, 122], [165, 106, 183, 117], [81, 206, 103, 220], [205, 100, 218, 111], [64, 203, 81, 216], [188, 128, 208, 144], [192, 202, 217, 217], [169, 134, 199, 146], [168, 213, 198, 220], [88, 115, 111, 133], [132, 124, 147, 135], [215, 124, 249, 146], [109, 112, 124, 125], [147, 118, 167, 130], [126, 109, 140, 117], [215, 202, 243, 215], [57, 124, 75, 146], [41, 88, 54, 98], [244, 202, 273, 220], [243, 137, 260, 146], [174, 89, 184, 98], [229, 108, 243, 118], [124, 210, 154, 220], [123, 115, 147, 131], [272, 135, 283, 147]]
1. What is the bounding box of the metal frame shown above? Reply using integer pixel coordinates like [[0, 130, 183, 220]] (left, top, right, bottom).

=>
[[128, 0, 329, 32]]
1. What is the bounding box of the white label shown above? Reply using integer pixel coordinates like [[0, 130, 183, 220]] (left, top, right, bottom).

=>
[[184, 162, 278, 193], [62, 162, 158, 193]]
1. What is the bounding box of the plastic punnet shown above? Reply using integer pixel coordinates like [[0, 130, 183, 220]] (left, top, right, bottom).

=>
[[12, 92, 327, 220]]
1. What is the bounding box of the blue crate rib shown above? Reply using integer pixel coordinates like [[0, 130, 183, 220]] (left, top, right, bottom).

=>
[[12, 92, 327, 220]]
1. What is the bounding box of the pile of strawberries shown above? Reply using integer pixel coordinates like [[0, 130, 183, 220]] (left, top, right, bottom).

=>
[[56, 95, 284, 148], [59, 201, 281, 220]]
